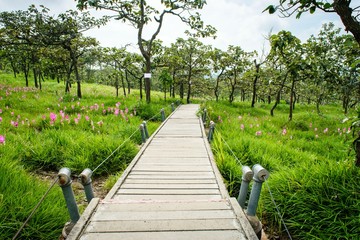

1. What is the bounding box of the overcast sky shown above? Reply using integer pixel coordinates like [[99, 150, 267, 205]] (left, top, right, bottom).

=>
[[1, 0, 346, 56]]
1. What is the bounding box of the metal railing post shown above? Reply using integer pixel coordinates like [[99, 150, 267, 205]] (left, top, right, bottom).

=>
[[237, 166, 254, 208], [247, 164, 269, 216], [139, 124, 146, 143], [161, 108, 166, 122], [79, 168, 94, 203], [142, 121, 149, 139], [58, 168, 80, 223], [202, 109, 207, 125], [208, 121, 215, 142]]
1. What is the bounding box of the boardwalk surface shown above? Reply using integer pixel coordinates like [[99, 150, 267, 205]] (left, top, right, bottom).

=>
[[68, 104, 257, 240]]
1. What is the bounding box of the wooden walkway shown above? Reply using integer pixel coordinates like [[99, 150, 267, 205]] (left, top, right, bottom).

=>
[[67, 104, 257, 240]]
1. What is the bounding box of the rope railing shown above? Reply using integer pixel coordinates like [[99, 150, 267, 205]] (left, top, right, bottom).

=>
[[12, 102, 178, 239], [12, 177, 59, 240], [202, 107, 293, 240]]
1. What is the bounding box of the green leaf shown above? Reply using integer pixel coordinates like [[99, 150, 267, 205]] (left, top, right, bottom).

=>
[[323, 3, 332, 9], [296, 11, 302, 19], [263, 5, 276, 14], [310, 6, 316, 14]]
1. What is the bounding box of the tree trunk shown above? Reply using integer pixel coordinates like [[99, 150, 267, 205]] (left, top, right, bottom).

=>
[[187, 81, 191, 104], [288, 79, 296, 121], [33, 68, 38, 89], [145, 60, 151, 103], [121, 72, 126, 97], [180, 81, 184, 99], [139, 76, 143, 100], [126, 70, 131, 95], [333, 0, 360, 45], [316, 94, 322, 114], [251, 61, 260, 107]]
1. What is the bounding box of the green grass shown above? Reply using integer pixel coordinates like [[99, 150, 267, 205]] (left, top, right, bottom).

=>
[[204, 100, 360, 239], [0, 73, 176, 239]]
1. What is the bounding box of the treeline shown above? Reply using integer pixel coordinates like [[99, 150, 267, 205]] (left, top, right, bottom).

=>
[[1, 5, 359, 118]]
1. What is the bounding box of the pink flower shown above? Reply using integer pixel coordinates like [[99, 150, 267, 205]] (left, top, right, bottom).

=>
[[74, 118, 79, 124], [11, 112, 14, 116], [125, 108, 129, 114], [102, 109, 107, 114], [85, 116, 90, 121], [97, 120, 103, 126], [50, 113, 57, 122], [0, 109, 2, 114], [282, 128, 287, 135], [240, 124, 245, 130], [11, 120, 18, 127], [0, 135, 5, 144], [0, 117, 2, 122], [255, 131, 262, 136], [114, 109, 119, 116], [323, 128, 328, 134]]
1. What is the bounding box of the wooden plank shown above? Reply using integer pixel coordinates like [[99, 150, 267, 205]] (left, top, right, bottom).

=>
[[97, 201, 231, 212], [92, 209, 236, 221], [121, 183, 219, 189], [126, 175, 215, 180], [113, 194, 222, 201], [129, 171, 215, 176], [117, 188, 220, 195], [85, 219, 240, 232], [80, 230, 246, 240], [132, 165, 213, 172], [124, 179, 217, 184]]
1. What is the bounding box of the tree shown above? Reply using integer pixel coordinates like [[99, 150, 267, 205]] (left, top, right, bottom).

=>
[[76, 0, 216, 103], [264, 0, 360, 45], [158, 68, 172, 101]]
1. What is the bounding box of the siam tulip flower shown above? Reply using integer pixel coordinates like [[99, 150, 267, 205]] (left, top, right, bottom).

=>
[[309, 122, 312, 128], [343, 128, 346, 133], [102, 109, 107, 114], [0, 135, 5, 144], [314, 128, 318, 132], [315, 134, 319, 138], [125, 108, 129, 114], [50, 113, 57, 122], [77, 114, 81, 119], [97, 120, 103, 126], [0, 109, 2, 114], [255, 131, 262, 136], [11, 120, 18, 127], [282, 128, 287, 135], [240, 124, 245, 130], [85, 116, 90, 121], [116, 102, 121, 108], [71, 105, 75, 110], [114, 109, 119, 116], [238, 116, 243, 120], [77, 101, 80, 106], [74, 118, 79, 124], [0, 117, 2, 122], [101, 103, 104, 108], [11, 112, 14, 116], [323, 128, 328, 134]]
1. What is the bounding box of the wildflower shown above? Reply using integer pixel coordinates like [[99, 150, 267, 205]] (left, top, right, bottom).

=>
[[77, 114, 81, 119], [85, 116, 90, 121], [97, 120, 103, 126], [114, 109, 119, 116], [255, 131, 262, 136], [0, 117, 2, 122], [240, 124, 245, 130], [314, 128, 318, 132], [315, 134, 319, 138], [11, 112, 14, 116], [250, 124, 253, 128], [77, 101, 80, 106], [323, 128, 328, 134], [347, 128, 351, 134], [0, 135, 5, 144], [102, 109, 107, 114], [0, 109, 2, 114], [343, 128, 346, 133], [309, 122, 312, 128], [74, 118, 79, 125], [50, 113, 57, 122], [238, 116, 242, 120], [71, 105, 75, 110], [282, 128, 287, 135], [125, 108, 129, 114], [11, 120, 18, 127], [116, 102, 121, 108]]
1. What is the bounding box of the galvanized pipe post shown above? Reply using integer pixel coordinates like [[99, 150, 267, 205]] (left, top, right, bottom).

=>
[[139, 124, 146, 143], [161, 108, 166, 122], [171, 103, 175, 112], [237, 166, 254, 208], [208, 121, 215, 143], [247, 164, 269, 216], [202, 109, 207, 125], [79, 168, 94, 203], [58, 168, 80, 223], [142, 121, 149, 139]]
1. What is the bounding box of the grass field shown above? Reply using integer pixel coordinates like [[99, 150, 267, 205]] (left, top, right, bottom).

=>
[[203, 100, 360, 239], [0, 73, 174, 239]]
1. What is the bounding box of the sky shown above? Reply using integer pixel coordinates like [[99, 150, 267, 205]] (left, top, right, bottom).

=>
[[1, 0, 346, 56]]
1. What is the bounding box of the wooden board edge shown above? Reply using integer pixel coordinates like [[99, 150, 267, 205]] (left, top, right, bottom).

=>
[[67, 197, 100, 240], [229, 197, 259, 240]]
